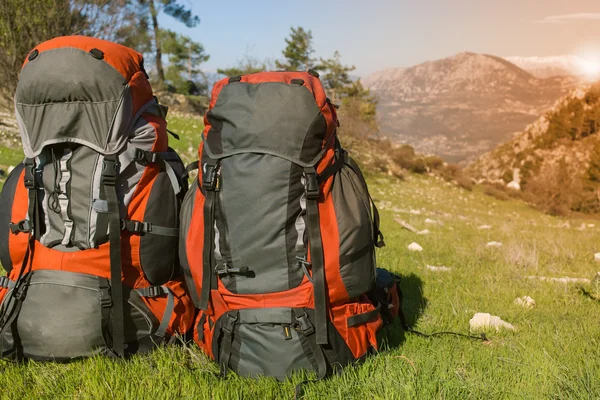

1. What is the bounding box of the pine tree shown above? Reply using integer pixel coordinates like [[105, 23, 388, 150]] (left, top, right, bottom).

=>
[[275, 26, 315, 71]]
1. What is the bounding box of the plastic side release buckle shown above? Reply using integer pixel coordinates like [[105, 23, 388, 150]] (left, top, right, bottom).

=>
[[295, 312, 315, 336], [202, 163, 220, 191], [304, 172, 319, 200]]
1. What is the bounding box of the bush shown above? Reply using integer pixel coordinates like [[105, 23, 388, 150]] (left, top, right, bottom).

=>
[[483, 184, 510, 201], [410, 158, 427, 174], [424, 155, 444, 170]]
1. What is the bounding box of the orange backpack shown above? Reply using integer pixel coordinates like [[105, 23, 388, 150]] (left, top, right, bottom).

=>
[[0, 36, 194, 360], [180, 71, 397, 379]]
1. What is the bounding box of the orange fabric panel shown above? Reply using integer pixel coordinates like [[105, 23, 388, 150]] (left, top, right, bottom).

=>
[[139, 277, 195, 336], [331, 300, 382, 359], [214, 280, 314, 311], [22, 36, 143, 82], [129, 72, 155, 116]]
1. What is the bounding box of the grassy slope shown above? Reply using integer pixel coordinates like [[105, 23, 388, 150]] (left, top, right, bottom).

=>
[[1, 117, 600, 399]]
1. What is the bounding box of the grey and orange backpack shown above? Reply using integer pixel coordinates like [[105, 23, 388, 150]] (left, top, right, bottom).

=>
[[0, 36, 195, 360], [180, 71, 402, 379]]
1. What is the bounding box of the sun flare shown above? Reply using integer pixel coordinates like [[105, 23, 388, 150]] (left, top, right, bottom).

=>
[[578, 58, 600, 80]]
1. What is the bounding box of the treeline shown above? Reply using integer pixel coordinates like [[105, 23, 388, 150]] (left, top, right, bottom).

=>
[[0, 3, 377, 137]]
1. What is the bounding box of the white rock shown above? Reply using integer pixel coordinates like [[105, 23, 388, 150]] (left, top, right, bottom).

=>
[[588, 224, 596, 228], [424, 218, 439, 225], [417, 229, 430, 235], [409, 209, 421, 215], [426, 265, 451, 272], [7, 165, 14, 174], [507, 181, 521, 191], [408, 242, 423, 252], [469, 313, 515, 332], [595, 253, 600, 262], [486, 241, 503, 248], [514, 296, 535, 308], [478, 225, 492, 230]]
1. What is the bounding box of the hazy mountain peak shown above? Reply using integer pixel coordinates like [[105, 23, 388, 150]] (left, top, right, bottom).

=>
[[364, 52, 575, 163]]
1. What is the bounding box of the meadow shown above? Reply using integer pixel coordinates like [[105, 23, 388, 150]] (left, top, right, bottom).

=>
[[0, 114, 599, 399]]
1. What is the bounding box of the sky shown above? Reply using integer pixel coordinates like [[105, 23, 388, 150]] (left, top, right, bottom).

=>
[[161, 0, 600, 77]]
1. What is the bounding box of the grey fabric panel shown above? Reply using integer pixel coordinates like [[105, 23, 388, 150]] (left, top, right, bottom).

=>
[[179, 182, 200, 306], [334, 166, 376, 298], [286, 164, 306, 288], [40, 153, 67, 247], [236, 307, 294, 324], [70, 147, 100, 248], [39, 146, 98, 249], [234, 323, 314, 379], [219, 153, 298, 294], [3, 270, 157, 360], [205, 82, 326, 167], [15, 47, 128, 158], [0, 163, 25, 273], [140, 169, 178, 285]]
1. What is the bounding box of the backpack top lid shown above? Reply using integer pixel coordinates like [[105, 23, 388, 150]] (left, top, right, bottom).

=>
[[203, 71, 339, 167], [15, 36, 155, 159]]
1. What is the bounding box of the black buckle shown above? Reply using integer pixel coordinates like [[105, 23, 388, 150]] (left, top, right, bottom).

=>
[[215, 264, 250, 276], [304, 172, 319, 200], [222, 312, 238, 335], [295, 312, 315, 336], [9, 220, 31, 234], [134, 149, 160, 166], [13, 283, 28, 302], [102, 159, 119, 186], [23, 165, 37, 189], [203, 163, 220, 191], [99, 284, 112, 308]]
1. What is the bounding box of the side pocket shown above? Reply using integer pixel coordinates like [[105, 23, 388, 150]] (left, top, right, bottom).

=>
[[138, 167, 180, 285], [330, 300, 383, 359], [179, 181, 200, 305], [0, 163, 25, 274], [332, 164, 376, 299]]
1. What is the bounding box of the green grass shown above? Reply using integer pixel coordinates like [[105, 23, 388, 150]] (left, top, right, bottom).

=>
[[1, 118, 600, 399]]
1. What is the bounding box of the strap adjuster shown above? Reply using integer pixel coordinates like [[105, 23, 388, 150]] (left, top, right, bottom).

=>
[[102, 159, 119, 186], [222, 312, 239, 335], [99, 284, 112, 308], [134, 149, 161, 166], [145, 286, 164, 297], [294, 311, 315, 336], [304, 172, 319, 200], [202, 163, 220, 191], [9, 220, 31, 234], [0, 276, 11, 289]]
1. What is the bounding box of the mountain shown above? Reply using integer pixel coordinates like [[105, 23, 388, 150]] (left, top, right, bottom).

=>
[[363, 52, 576, 163], [505, 55, 583, 79], [467, 83, 600, 214]]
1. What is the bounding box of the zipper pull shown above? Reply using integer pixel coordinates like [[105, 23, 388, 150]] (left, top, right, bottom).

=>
[[283, 324, 293, 340]]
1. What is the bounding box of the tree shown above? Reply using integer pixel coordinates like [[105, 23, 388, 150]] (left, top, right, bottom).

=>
[[141, 0, 200, 85], [0, 0, 85, 107], [275, 26, 315, 71], [161, 29, 209, 95], [217, 53, 269, 77], [316, 50, 355, 103]]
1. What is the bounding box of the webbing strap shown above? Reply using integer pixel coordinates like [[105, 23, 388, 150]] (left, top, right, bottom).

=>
[[98, 277, 113, 352], [339, 241, 374, 266], [185, 161, 199, 175], [304, 167, 328, 345], [135, 286, 174, 339], [347, 304, 382, 327], [293, 309, 327, 379], [57, 150, 74, 246], [196, 313, 207, 341], [102, 155, 125, 357], [121, 220, 179, 237], [219, 311, 239, 377], [199, 159, 219, 310]]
